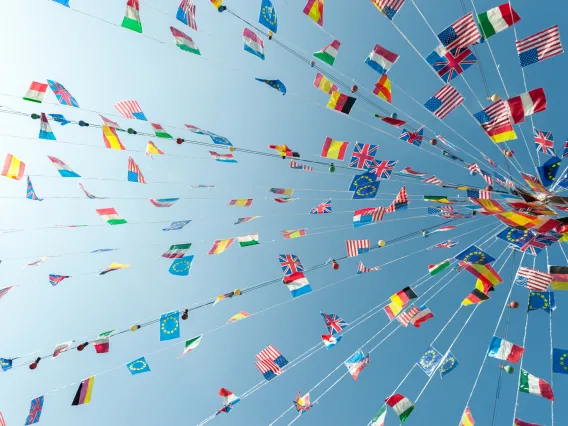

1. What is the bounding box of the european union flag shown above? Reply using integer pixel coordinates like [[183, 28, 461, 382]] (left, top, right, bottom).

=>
[[48, 114, 71, 125], [454, 245, 495, 265], [538, 156, 562, 187], [528, 291, 555, 313], [496, 227, 533, 250], [349, 172, 376, 191], [160, 311, 181, 341], [439, 352, 459, 378], [0, 358, 12, 371], [209, 134, 232, 146], [162, 220, 192, 231], [553, 348, 568, 374], [417, 346, 443, 376], [352, 181, 380, 199], [259, 0, 278, 33], [255, 78, 286, 95], [169, 255, 194, 276], [126, 357, 151, 375]]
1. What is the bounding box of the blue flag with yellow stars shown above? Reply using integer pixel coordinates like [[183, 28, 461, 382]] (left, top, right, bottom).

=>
[[169, 255, 194, 276], [0, 358, 12, 372], [496, 227, 533, 250], [553, 348, 568, 374], [454, 245, 495, 265], [439, 352, 459, 378], [255, 78, 286, 95], [160, 311, 181, 341], [417, 346, 443, 376], [258, 0, 278, 33], [352, 181, 380, 199], [538, 156, 562, 187], [528, 291, 555, 313], [349, 172, 376, 191], [127, 357, 151, 375]]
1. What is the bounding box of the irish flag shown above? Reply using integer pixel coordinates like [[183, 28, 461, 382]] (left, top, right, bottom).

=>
[[96, 208, 127, 225], [237, 234, 259, 247], [478, 4, 520, 39], [178, 335, 202, 358], [385, 393, 414, 423], [519, 368, 554, 400], [170, 27, 201, 55], [122, 0, 143, 33]]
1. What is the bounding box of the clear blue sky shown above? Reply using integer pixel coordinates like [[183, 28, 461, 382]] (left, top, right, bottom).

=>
[[0, 0, 566, 425]]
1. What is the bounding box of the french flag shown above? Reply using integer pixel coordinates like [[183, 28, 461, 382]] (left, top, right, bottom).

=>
[[365, 44, 399, 74], [487, 336, 524, 363]]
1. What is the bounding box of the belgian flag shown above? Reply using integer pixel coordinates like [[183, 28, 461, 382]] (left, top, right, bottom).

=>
[[327, 91, 356, 115]]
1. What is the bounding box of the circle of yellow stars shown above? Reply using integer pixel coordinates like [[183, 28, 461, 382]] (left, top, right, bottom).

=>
[[161, 315, 180, 335], [420, 349, 438, 369], [463, 250, 486, 264], [172, 259, 191, 273], [129, 359, 148, 371], [355, 182, 378, 197], [440, 357, 455, 373], [559, 352, 568, 371], [506, 228, 529, 243], [528, 292, 549, 310], [261, 5, 277, 26]]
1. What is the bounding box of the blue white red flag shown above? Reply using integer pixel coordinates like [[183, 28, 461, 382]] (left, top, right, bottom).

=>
[[209, 151, 237, 163], [365, 44, 399, 74], [243, 28, 265, 60], [321, 334, 342, 349], [533, 128, 555, 155], [400, 127, 423, 146], [349, 142, 378, 169], [344, 350, 370, 380], [321, 312, 348, 334], [426, 46, 477, 82]]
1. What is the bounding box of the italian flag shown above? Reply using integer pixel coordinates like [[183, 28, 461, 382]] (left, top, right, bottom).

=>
[[162, 243, 192, 259], [151, 123, 173, 139], [237, 233, 259, 247], [477, 4, 520, 39], [24, 81, 48, 103], [314, 40, 340, 66], [385, 394, 414, 423], [519, 369, 554, 400], [122, 0, 143, 33], [370, 405, 387, 426], [96, 208, 127, 225], [170, 27, 201, 55], [178, 335, 202, 358], [428, 260, 450, 276]]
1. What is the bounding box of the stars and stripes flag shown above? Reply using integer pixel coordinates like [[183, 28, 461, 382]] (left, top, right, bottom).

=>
[[349, 143, 379, 169], [426, 46, 477, 83], [399, 126, 423, 147], [533, 128, 555, 155], [346, 240, 371, 257], [357, 261, 380, 274], [290, 160, 313, 171], [386, 186, 408, 212], [25, 396, 44, 425], [423, 176, 443, 185], [437, 12, 482, 51], [255, 345, 288, 380], [467, 188, 491, 199], [480, 170, 493, 185], [177, 0, 197, 31], [321, 312, 348, 334], [397, 306, 420, 327], [562, 140, 568, 158], [424, 84, 464, 119], [310, 199, 332, 214], [127, 157, 146, 183], [113, 100, 148, 121], [372, 0, 406, 20], [468, 162, 481, 174], [516, 25, 563, 68], [370, 160, 397, 179], [279, 254, 304, 275], [514, 267, 551, 291], [474, 99, 516, 143]]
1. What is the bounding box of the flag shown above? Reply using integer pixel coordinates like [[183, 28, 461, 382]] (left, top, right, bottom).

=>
[[538, 156, 562, 187], [24, 396, 44, 425], [375, 114, 406, 127], [162, 243, 192, 258], [49, 113, 70, 126], [357, 261, 380, 274], [386, 186, 409, 213], [99, 263, 130, 275], [353, 207, 383, 227], [229, 198, 253, 207], [384, 302, 403, 320], [78, 182, 104, 199], [434, 240, 458, 249], [177, 335, 202, 359], [314, 40, 340, 66], [467, 189, 491, 199], [424, 176, 443, 185], [385, 394, 414, 423], [227, 312, 250, 324], [151, 123, 172, 139], [488, 336, 524, 363], [122, 0, 142, 33], [390, 286, 417, 306], [150, 198, 179, 208], [417, 346, 443, 376], [460, 408, 475, 426], [424, 195, 451, 204], [169, 26, 201, 55], [549, 266, 568, 290], [72, 376, 94, 406], [516, 25, 563, 67], [243, 28, 264, 60], [514, 419, 542, 426], [428, 259, 450, 276], [440, 352, 459, 377], [303, 0, 324, 25], [344, 350, 370, 380], [463, 263, 502, 286], [321, 312, 348, 335], [259, 0, 277, 33], [313, 73, 338, 94], [310, 199, 332, 214], [455, 245, 495, 264], [113, 100, 147, 120], [327, 91, 356, 114], [237, 234, 259, 247], [365, 44, 399, 74], [401, 167, 426, 176], [47, 80, 79, 107], [350, 172, 377, 191], [462, 288, 490, 305], [162, 220, 191, 231], [160, 311, 181, 341], [553, 348, 568, 374], [321, 137, 349, 160], [2, 153, 25, 180], [353, 181, 380, 199], [176, 0, 197, 30], [478, 4, 520, 39], [283, 272, 312, 297], [507, 88, 547, 124], [48, 155, 79, 177], [216, 388, 240, 415], [349, 142, 378, 169], [370, 405, 387, 426], [127, 157, 146, 183], [126, 357, 151, 375], [346, 240, 370, 257], [399, 127, 424, 146], [409, 305, 434, 328], [38, 113, 55, 140], [53, 341, 73, 358], [294, 392, 315, 414], [255, 78, 286, 95], [424, 84, 464, 119], [521, 172, 549, 194], [437, 12, 482, 51], [235, 216, 261, 225], [528, 291, 555, 313], [373, 74, 392, 103], [397, 306, 420, 327], [426, 46, 477, 82], [92, 332, 112, 355], [26, 177, 43, 201], [372, 0, 406, 20], [519, 369, 554, 400], [496, 211, 540, 230], [370, 160, 397, 179], [210, 151, 237, 163], [145, 141, 164, 157], [168, 255, 194, 276], [208, 238, 235, 255], [281, 229, 307, 239], [100, 114, 123, 130], [473, 100, 516, 143], [322, 333, 342, 349], [279, 254, 304, 275], [25, 256, 47, 268], [533, 128, 555, 155], [102, 125, 125, 150], [49, 274, 70, 286], [24, 81, 48, 103], [255, 345, 288, 380], [290, 160, 313, 171], [96, 208, 127, 225]]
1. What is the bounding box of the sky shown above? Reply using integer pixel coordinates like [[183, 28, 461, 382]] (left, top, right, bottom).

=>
[[0, 0, 566, 425]]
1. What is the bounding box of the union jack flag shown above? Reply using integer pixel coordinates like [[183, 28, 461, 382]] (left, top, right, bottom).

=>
[[426, 47, 477, 83], [370, 160, 397, 179], [290, 160, 313, 171], [346, 240, 370, 257], [400, 126, 423, 147], [424, 176, 443, 185], [386, 186, 408, 212], [434, 240, 458, 249], [321, 312, 348, 335], [47, 80, 79, 107], [357, 261, 381, 274], [310, 199, 332, 214], [533, 128, 555, 155], [279, 254, 304, 275], [372, 0, 406, 20], [127, 157, 146, 183], [25, 396, 44, 425], [562, 139, 568, 158], [520, 235, 548, 256], [26, 177, 43, 201], [349, 143, 378, 169]]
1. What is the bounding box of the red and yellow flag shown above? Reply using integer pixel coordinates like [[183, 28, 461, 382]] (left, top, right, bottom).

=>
[[2, 153, 25, 180]]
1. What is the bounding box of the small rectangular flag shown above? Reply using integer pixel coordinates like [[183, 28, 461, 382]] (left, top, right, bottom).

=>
[[38, 113, 56, 140], [455, 245, 495, 264], [243, 28, 265, 60], [344, 350, 370, 381], [384, 302, 403, 320], [487, 336, 524, 363], [178, 335, 202, 358], [327, 91, 356, 114], [478, 4, 520, 39], [96, 208, 127, 225], [290, 160, 313, 171], [113, 100, 147, 121], [357, 261, 380, 274], [349, 142, 378, 169], [313, 40, 340, 66], [100, 114, 123, 130], [426, 46, 477, 83], [409, 305, 434, 328], [160, 311, 181, 341], [424, 85, 463, 119], [437, 12, 482, 51], [390, 286, 417, 306], [473, 100, 516, 143], [372, 0, 407, 20], [283, 272, 312, 297], [519, 369, 554, 400], [145, 141, 164, 157], [514, 419, 542, 426], [528, 291, 555, 313], [2, 154, 25, 180], [258, 0, 278, 33], [507, 88, 547, 124], [303, 0, 324, 26], [375, 113, 406, 127], [24, 81, 48, 103], [151, 123, 173, 139], [553, 348, 568, 374], [122, 0, 143, 33], [102, 125, 125, 150], [400, 127, 424, 147], [234, 216, 261, 225], [281, 229, 307, 239], [428, 259, 450, 276], [255, 78, 286, 95], [270, 188, 294, 196], [346, 240, 370, 257], [25, 396, 44, 425], [49, 274, 70, 286], [168, 255, 194, 276], [322, 334, 342, 349], [313, 73, 338, 94], [53, 341, 73, 358], [385, 394, 414, 423], [48, 155, 80, 177], [210, 151, 237, 163], [373, 74, 392, 103], [47, 80, 79, 107], [150, 198, 179, 208], [417, 346, 443, 376], [237, 233, 259, 247], [440, 352, 459, 377], [162, 220, 191, 231], [72, 376, 94, 406], [127, 156, 146, 183], [162, 243, 192, 259], [365, 44, 399, 74], [99, 263, 130, 275], [516, 25, 563, 67], [209, 238, 235, 255], [310, 199, 332, 214], [227, 312, 250, 324], [321, 137, 349, 160], [126, 357, 151, 375], [229, 198, 253, 207], [176, 0, 197, 30], [549, 266, 568, 290]]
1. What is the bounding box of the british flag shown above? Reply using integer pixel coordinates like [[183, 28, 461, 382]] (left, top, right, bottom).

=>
[[386, 186, 408, 212], [349, 143, 378, 169], [25, 396, 44, 425], [346, 240, 370, 257], [279, 254, 304, 276], [533, 128, 555, 155], [370, 160, 397, 179], [426, 47, 477, 83], [519, 234, 553, 256], [434, 240, 458, 249], [47, 80, 79, 107], [321, 312, 348, 335], [310, 199, 332, 214], [400, 126, 424, 147]]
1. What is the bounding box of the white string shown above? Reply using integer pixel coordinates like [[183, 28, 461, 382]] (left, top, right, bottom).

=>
[[547, 247, 555, 426], [511, 288, 531, 423]]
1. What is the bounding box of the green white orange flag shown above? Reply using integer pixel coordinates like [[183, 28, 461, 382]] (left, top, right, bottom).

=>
[[178, 335, 202, 359]]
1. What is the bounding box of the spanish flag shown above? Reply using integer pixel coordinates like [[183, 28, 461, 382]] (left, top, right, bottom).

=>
[[320, 137, 349, 160], [471, 198, 505, 214], [145, 141, 164, 157], [313, 73, 337, 94], [384, 302, 402, 320], [1, 153, 25, 180], [102, 125, 125, 150], [549, 266, 568, 290], [208, 238, 235, 255], [496, 211, 539, 230], [464, 263, 502, 286], [327, 91, 356, 115], [390, 286, 417, 306], [373, 74, 392, 103], [460, 408, 475, 426], [303, 0, 324, 26]]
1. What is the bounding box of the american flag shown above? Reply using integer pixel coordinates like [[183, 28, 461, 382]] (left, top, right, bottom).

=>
[[437, 12, 482, 51], [310, 199, 332, 214], [25, 396, 44, 425], [467, 188, 491, 199], [255, 345, 288, 380], [480, 170, 493, 185], [47, 80, 79, 107], [370, 160, 397, 179], [400, 166, 426, 176], [468, 163, 481, 174], [397, 306, 420, 327], [0, 412, 5, 426], [434, 240, 458, 249], [177, 0, 197, 31], [533, 128, 555, 155], [474, 100, 514, 139], [428, 207, 442, 216], [386, 186, 408, 213], [349, 143, 378, 169], [428, 47, 477, 83], [279, 254, 304, 275], [400, 127, 424, 147], [424, 85, 464, 119], [290, 160, 313, 171], [514, 267, 551, 291], [357, 261, 381, 274], [127, 156, 146, 183], [346, 240, 370, 257], [255, 359, 281, 380], [113, 100, 148, 121], [372, 0, 406, 20], [516, 25, 564, 68], [494, 171, 514, 188], [321, 313, 348, 334], [372, 206, 386, 222], [423, 176, 443, 185]]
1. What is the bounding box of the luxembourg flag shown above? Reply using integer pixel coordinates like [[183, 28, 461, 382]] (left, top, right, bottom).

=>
[[243, 28, 265, 60], [321, 334, 342, 349], [487, 336, 524, 363], [47, 156, 80, 177], [283, 272, 312, 298], [365, 44, 399, 74], [39, 113, 56, 140], [209, 151, 237, 163]]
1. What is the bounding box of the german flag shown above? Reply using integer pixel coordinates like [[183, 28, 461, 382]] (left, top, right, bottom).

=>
[[462, 288, 490, 305], [464, 263, 502, 286], [390, 286, 417, 306], [549, 266, 568, 290], [327, 91, 356, 115]]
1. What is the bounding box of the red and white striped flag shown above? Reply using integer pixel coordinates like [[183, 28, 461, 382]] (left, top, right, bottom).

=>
[[346, 240, 370, 257], [396, 306, 420, 327], [515, 267, 551, 291], [113, 100, 147, 120], [423, 176, 443, 185], [424, 85, 464, 119], [357, 261, 380, 274], [438, 12, 482, 51], [516, 25, 563, 68], [468, 163, 481, 174], [386, 186, 408, 213], [177, 0, 197, 31]]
